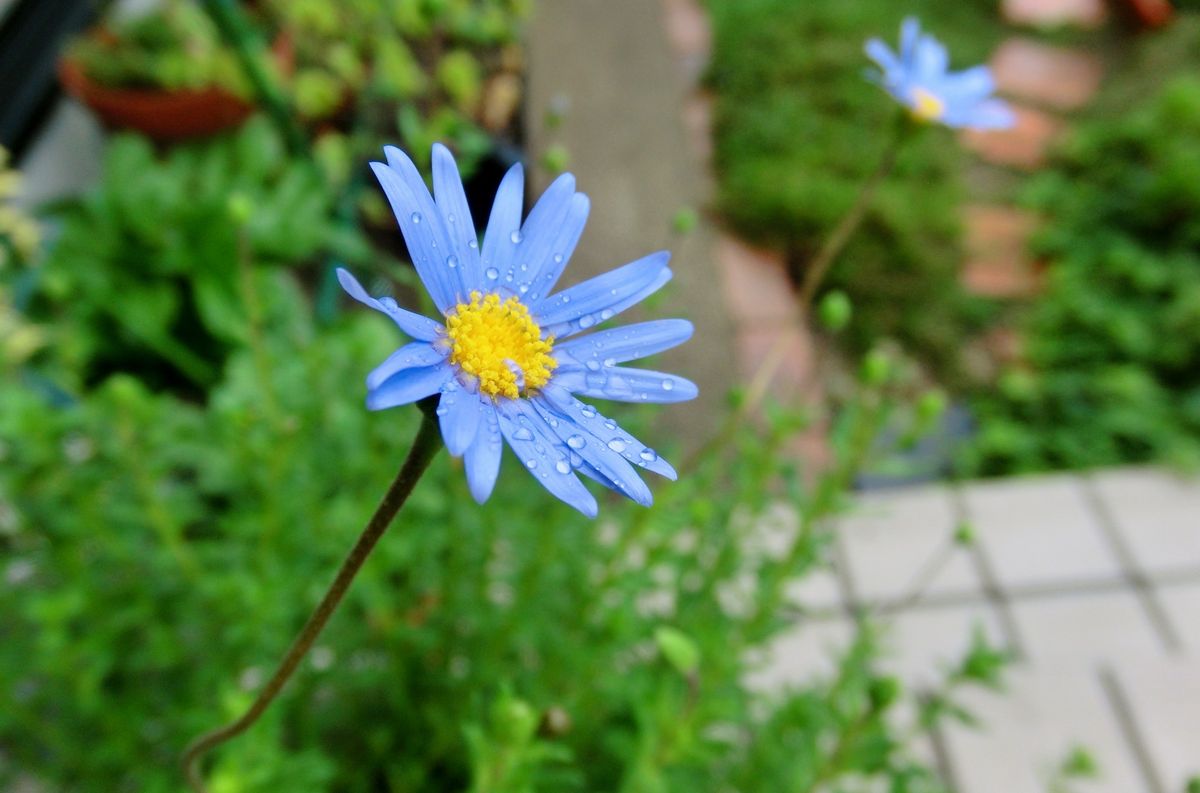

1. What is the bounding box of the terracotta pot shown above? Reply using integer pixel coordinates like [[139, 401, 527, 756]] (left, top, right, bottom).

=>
[[58, 34, 293, 142]]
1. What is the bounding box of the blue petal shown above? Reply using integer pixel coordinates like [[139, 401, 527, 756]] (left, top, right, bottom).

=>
[[367, 341, 447, 390], [952, 98, 1016, 130], [536, 251, 672, 338], [939, 66, 994, 103], [535, 385, 677, 481], [370, 157, 460, 311], [497, 401, 598, 517], [525, 193, 589, 300], [556, 319, 694, 368], [900, 17, 921, 67], [336, 268, 442, 341], [367, 362, 452, 410], [511, 175, 586, 298], [464, 404, 503, 503], [437, 382, 484, 456], [480, 162, 525, 290], [865, 39, 901, 79], [431, 143, 482, 288], [554, 367, 698, 404], [913, 35, 948, 83]]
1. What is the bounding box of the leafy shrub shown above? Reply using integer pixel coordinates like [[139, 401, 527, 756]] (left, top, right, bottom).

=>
[[68, 0, 250, 95], [27, 118, 340, 394], [1, 281, 1002, 791], [705, 0, 1000, 375], [964, 72, 1200, 474]]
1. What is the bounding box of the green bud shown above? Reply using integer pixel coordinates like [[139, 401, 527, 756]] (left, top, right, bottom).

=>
[[860, 349, 891, 386], [817, 290, 852, 332], [654, 626, 700, 677], [1060, 746, 1099, 778], [953, 522, 976, 546], [540, 144, 569, 175], [490, 694, 538, 745], [868, 676, 902, 710], [671, 206, 699, 235], [226, 192, 253, 225], [916, 389, 948, 423]]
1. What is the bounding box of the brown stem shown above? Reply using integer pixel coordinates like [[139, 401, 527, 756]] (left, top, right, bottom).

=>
[[797, 134, 902, 307], [182, 407, 443, 791]]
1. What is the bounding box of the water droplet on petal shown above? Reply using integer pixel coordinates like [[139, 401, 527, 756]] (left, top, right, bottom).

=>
[[603, 357, 616, 368], [519, 284, 529, 294], [446, 255, 458, 269], [510, 229, 523, 244], [519, 263, 528, 272], [468, 239, 478, 249], [513, 428, 534, 441], [485, 267, 499, 280], [607, 438, 627, 453], [603, 420, 616, 430], [436, 406, 448, 416], [553, 253, 564, 264], [561, 294, 571, 304], [600, 309, 614, 320], [447, 213, 456, 224], [579, 315, 595, 329], [380, 296, 399, 310], [662, 380, 675, 391], [580, 405, 596, 419], [525, 459, 537, 469], [566, 435, 586, 449], [586, 360, 601, 372], [555, 459, 571, 474], [569, 451, 584, 468], [640, 448, 658, 462], [411, 212, 422, 224]]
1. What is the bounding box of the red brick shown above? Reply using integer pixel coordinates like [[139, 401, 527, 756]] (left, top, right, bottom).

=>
[[659, 0, 711, 61], [961, 205, 1041, 298], [716, 233, 800, 325], [960, 104, 1066, 171], [1003, 0, 1108, 29], [681, 91, 713, 162], [991, 38, 1104, 112]]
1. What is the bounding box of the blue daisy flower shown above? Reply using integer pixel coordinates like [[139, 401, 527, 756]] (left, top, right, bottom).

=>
[[338, 144, 697, 518], [865, 17, 1014, 130]]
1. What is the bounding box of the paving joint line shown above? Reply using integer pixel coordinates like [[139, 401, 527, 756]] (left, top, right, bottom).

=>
[[949, 484, 1028, 662], [1098, 665, 1167, 793], [1079, 475, 1184, 654]]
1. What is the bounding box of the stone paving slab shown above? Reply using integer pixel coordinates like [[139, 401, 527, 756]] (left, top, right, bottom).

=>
[[960, 474, 1125, 591], [1113, 657, 1200, 793], [1089, 468, 1200, 577], [1156, 582, 1200, 652], [1011, 589, 1167, 666], [943, 667, 1149, 793], [837, 485, 982, 604]]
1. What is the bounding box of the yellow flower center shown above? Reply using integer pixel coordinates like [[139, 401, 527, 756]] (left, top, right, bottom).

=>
[[445, 291, 557, 400], [911, 87, 945, 122]]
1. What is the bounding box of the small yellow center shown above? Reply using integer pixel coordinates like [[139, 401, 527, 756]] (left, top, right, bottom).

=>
[[911, 88, 945, 122], [445, 291, 557, 400]]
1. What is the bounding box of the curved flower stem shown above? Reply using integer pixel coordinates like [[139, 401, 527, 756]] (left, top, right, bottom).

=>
[[182, 406, 443, 792], [680, 119, 908, 475], [796, 131, 902, 307]]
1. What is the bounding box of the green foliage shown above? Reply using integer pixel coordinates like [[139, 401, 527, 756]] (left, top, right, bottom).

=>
[[68, 0, 250, 95], [964, 72, 1200, 474], [705, 0, 999, 375], [1, 266, 998, 790], [28, 119, 341, 394]]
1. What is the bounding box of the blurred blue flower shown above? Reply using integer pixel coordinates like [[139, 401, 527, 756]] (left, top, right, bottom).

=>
[[865, 18, 1014, 130], [339, 145, 697, 517]]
